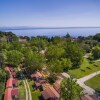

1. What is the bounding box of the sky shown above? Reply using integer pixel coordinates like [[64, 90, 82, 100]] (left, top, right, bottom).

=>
[[0, 0, 100, 27]]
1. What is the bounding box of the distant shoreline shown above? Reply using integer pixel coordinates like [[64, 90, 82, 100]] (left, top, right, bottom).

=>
[[0, 27, 100, 30]]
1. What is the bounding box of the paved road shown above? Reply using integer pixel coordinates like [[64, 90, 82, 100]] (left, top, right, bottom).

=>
[[61, 71, 100, 95], [77, 71, 100, 95], [77, 71, 100, 83]]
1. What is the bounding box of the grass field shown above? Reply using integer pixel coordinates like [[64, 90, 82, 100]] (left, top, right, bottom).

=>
[[68, 58, 100, 78], [85, 74, 100, 91], [18, 80, 26, 100], [32, 90, 41, 100], [28, 80, 41, 100]]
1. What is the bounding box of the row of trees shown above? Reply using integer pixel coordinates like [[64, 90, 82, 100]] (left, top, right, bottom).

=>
[[1, 32, 100, 73]]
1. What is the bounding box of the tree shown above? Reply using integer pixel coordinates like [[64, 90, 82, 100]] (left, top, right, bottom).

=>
[[61, 78, 83, 100], [46, 45, 65, 61], [51, 36, 63, 45], [0, 68, 7, 82], [30, 38, 48, 51], [65, 33, 71, 38], [93, 33, 100, 42], [10, 41, 22, 51], [47, 59, 63, 73], [92, 46, 100, 59], [7, 50, 23, 66], [65, 42, 84, 67], [6, 32, 18, 42], [0, 49, 7, 66], [81, 43, 91, 53], [0, 42, 11, 51], [61, 58, 72, 71], [23, 48, 45, 71]]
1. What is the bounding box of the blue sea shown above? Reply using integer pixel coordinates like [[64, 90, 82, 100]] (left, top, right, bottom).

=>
[[0, 27, 100, 37]]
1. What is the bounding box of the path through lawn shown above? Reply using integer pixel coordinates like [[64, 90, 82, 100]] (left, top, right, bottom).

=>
[[68, 58, 100, 78], [85, 74, 100, 91]]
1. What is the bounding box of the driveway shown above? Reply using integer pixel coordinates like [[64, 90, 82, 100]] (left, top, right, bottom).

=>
[[77, 71, 100, 95], [61, 71, 100, 95]]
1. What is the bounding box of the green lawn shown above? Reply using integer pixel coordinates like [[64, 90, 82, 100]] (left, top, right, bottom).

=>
[[85, 74, 100, 91], [18, 80, 26, 100], [68, 58, 100, 78], [32, 90, 41, 100], [28, 80, 41, 100]]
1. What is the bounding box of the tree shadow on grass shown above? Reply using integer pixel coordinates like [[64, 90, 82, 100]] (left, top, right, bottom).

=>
[[38, 95, 43, 100], [80, 69, 86, 72], [86, 67, 92, 70], [95, 89, 100, 97], [94, 64, 98, 67]]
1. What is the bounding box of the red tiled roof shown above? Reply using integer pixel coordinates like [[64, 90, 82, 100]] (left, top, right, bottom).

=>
[[49, 87, 60, 98], [37, 72, 42, 77], [11, 88, 18, 96], [90, 96, 99, 100], [39, 80, 46, 84], [81, 95, 99, 100], [6, 78, 18, 88], [9, 67, 13, 71], [42, 83, 51, 90], [42, 87, 56, 100], [35, 81, 40, 87], [11, 72, 16, 76], [5, 67, 10, 72], [4, 88, 12, 100], [31, 72, 42, 78], [42, 86, 60, 100], [12, 79, 18, 85], [53, 82, 60, 94], [34, 80, 47, 87], [6, 78, 13, 88]]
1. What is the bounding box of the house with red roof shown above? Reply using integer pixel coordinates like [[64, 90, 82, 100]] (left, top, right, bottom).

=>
[[6, 78, 13, 88], [34, 79, 47, 89], [11, 72, 16, 78], [4, 66, 18, 100], [31, 71, 43, 81], [6, 78, 18, 88], [11, 88, 18, 100], [53, 81, 61, 94], [42, 86, 60, 100], [4, 88, 18, 100], [4, 88, 12, 100]]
